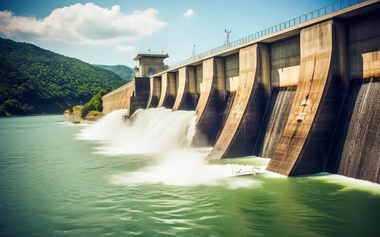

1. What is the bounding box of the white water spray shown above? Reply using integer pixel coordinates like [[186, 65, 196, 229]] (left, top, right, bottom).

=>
[[76, 107, 264, 188], [76, 109, 127, 142], [76, 108, 196, 155], [111, 148, 263, 188]]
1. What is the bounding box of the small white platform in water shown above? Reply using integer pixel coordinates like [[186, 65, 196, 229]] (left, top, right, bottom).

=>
[[232, 166, 261, 177]]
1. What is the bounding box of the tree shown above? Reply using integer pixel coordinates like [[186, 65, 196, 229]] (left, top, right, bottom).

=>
[[0, 37, 127, 116]]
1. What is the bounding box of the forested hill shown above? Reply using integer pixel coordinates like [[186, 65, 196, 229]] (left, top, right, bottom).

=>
[[0, 37, 127, 116], [93, 64, 134, 82]]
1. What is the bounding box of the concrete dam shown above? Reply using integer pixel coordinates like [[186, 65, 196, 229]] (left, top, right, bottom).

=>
[[102, 0, 380, 184]]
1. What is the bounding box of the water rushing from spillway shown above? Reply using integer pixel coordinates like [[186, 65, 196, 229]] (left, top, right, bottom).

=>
[[255, 87, 296, 158], [76, 108, 196, 155], [334, 79, 380, 183], [76, 107, 263, 187]]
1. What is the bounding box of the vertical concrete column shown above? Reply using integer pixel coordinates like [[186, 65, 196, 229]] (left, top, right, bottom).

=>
[[196, 65, 203, 94], [188, 66, 197, 95], [193, 57, 226, 146], [165, 72, 177, 108], [146, 76, 162, 108], [207, 43, 271, 159], [157, 73, 168, 107], [267, 20, 346, 176], [186, 66, 199, 109], [172, 67, 198, 111], [157, 72, 177, 108], [129, 77, 150, 115], [172, 67, 187, 111]]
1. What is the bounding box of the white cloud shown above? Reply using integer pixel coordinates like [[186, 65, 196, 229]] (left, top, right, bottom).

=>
[[116, 45, 134, 52], [0, 3, 167, 45], [183, 9, 194, 17]]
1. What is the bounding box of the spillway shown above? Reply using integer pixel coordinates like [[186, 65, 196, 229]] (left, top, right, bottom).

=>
[[77, 108, 196, 155], [328, 78, 380, 183], [254, 86, 296, 158]]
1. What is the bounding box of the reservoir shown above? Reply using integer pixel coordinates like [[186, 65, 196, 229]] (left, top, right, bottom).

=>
[[1, 112, 380, 236]]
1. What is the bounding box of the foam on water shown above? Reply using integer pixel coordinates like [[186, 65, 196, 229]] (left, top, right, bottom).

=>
[[312, 173, 380, 195], [77, 108, 262, 188], [76, 109, 127, 141], [76, 108, 196, 155], [111, 149, 262, 188]]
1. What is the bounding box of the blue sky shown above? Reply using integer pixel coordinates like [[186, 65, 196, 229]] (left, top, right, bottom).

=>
[[0, 0, 339, 68]]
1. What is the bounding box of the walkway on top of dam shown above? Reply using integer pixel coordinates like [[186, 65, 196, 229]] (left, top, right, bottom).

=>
[[149, 0, 377, 75]]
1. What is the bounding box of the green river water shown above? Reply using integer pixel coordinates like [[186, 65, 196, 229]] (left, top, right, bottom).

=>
[[1, 112, 380, 237]]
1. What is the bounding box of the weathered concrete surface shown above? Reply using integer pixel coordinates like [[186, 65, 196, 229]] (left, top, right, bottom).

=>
[[326, 10, 380, 184], [271, 36, 300, 87], [157, 73, 168, 107], [252, 37, 301, 157], [64, 111, 101, 124], [134, 53, 168, 77], [172, 67, 186, 111], [147, 76, 161, 108], [193, 57, 226, 146], [172, 67, 198, 111], [225, 54, 239, 92], [129, 77, 150, 115], [157, 72, 177, 108], [332, 79, 380, 184], [101, 1, 380, 183], [267, 20, 346, 176], [214, 54, 239, 140], [64, 111, 83, 123], [102, 82, 134, 114], [348, 9, 380, 80], [254, 86, 297, 158], [207, 44, 271, 159]]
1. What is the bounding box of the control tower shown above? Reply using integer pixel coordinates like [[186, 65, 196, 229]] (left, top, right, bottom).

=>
[[133, 51, 169, 77]]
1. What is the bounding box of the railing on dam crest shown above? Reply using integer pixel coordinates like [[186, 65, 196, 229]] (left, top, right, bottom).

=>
[[168, 0, 367, 70]]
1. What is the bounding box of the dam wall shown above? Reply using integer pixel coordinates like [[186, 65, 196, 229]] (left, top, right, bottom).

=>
[[102, 82, 134, 114], [102, 0, 380, 183], [326, 9, 380, 183]]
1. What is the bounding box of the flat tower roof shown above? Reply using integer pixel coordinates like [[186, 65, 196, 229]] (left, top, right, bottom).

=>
[[133, 51, 169, 61]]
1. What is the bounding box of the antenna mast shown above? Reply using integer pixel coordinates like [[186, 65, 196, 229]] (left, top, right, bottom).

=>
[[191, 45, 196, 57], [224, 29, 231, 45]]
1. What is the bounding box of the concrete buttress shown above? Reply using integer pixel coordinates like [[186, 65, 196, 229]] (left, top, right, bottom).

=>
[[193, 57, 226, 146], [267, 20, 347, 176], [207, 43, 271, 159]]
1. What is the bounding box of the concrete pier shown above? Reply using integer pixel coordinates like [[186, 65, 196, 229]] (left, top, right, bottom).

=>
[[172, 67, 198, 111], [147, 76, 161, 108], [207, 44, 270, 159], [157, 72, 177, 108]]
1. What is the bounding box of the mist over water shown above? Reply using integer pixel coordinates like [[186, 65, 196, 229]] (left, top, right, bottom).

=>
[[76, 108, 196, 155], [110, 148, 263, 188], [76, 108, 263, 187]]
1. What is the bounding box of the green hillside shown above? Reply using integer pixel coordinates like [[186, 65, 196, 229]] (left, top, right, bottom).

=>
[[0, 37, 127, 116], [94, 64, 134, 82]]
